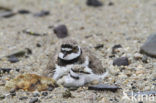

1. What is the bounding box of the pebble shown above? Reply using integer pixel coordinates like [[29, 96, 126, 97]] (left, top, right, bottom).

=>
[[19, 96, 28, 100], [112, 44, 122, 54], [134, 53, 142, 60], [0, 11, 15, 18], [0, 94, 5, 100], [94, 44, 104, 49], [29, 98, 38, 103], [41, 92, 48, 96], [0, 68, 11, 73], [48, 86, 54, 91], [62, 90, 72, 98], [142, 55, 148, 63], [23, 29, 45, 36], [9, 89, 16, 96], [8, 56, 19, 63], [86, 0, 103, 7], [53, 25, 68, 38], [140, 34, 156, 58], [33, 92, 40, 97], [18, 9, 30, 14], [88, 84, 121, 92], [36, 43, 41, 47], [108, 2, 114, 6], [113, 57, 129, 66], [34, 10, 50, 17]]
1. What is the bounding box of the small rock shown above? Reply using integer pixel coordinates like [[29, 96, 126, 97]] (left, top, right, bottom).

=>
[[0, 94, 5, 100], [8, 56, 19, 63], [53, 25, 68, 38], [113, 57, 129, 66], [0, 68, 11, 73], [88, 84, 121, 92], [29, 98, 38, 103], [48, 86, 54, 91], [48, 25, 54, 29], [108, 2, 114, 6], [9, 89, 16, 96], [18, 9, 30, 14], [19, 96, 28, 100], [94, 44, 104, 50], [62, 90, 72, 98], [142, 55, 148, 63], [86, 0, 103, 7], [33, 92, 40, 97], [134, 53, 142, 60], [34, 10, 50, 17], [0, 11, 15, 18], [140, 34, 156, 58], [112, 44, 122, 54], [23, 29, 46, 36], [36, 43, 41, 47], [41, 92, 48, 96]]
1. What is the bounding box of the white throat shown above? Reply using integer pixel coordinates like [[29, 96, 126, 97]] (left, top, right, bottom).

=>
[[59, 46, 81, 60]]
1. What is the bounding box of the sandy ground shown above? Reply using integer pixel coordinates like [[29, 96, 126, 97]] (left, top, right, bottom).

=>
[[0, 0, 156, 103]]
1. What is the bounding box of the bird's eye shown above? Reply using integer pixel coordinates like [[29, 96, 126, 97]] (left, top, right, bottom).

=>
[[72, 46, 78, 53]]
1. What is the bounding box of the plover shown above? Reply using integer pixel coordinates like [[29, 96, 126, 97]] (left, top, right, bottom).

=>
[[43, 39, 107, 82], [57, 64, 108, 87]]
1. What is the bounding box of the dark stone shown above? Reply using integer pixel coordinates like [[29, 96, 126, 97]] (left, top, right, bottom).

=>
[[48, 86, 54, 91], [53, 25, 68, 38], [62, 90, 72, 98], [15, 69, 20, 72], [34, 10, 50, 17], [112, 44, 122, 54], [94, 44, 104, 49], [0, 68, 11, 73], [0, 11, 15, 18], [41, 92, 48, 96], [142, 55, 148, 63], [0, 94, 5, 100], [19, 96, 28, 100], [140, 34, 156, 58], [26, 48, 32, 55], [86, 0, 103, 7], [108, 2, 114, 6], [29, 98, 38, 103], [18, 9, 30, 14], [113, 57, 129, 66], [8, 56, 19, 63], [6, 48, 32, 58], [36, 43, 41, 47], [153, 78, 156, 81], [33, 93, 40, 97], [10, 89, 16, 96], [48, 25, 54, 29], [88, 84, 121, 92]]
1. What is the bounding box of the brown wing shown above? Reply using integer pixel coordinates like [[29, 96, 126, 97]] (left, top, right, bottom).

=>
[[82, 47, 106, 75]]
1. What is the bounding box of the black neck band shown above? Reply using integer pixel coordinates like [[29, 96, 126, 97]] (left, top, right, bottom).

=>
[[58, 49, 82, 66]]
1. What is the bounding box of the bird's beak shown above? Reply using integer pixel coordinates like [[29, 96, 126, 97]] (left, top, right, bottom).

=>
[[63, 52, 68, 58]]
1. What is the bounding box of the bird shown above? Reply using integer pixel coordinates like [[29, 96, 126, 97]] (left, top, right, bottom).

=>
[[57, 64, 108, 87], [42, 39, 107, 83]]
